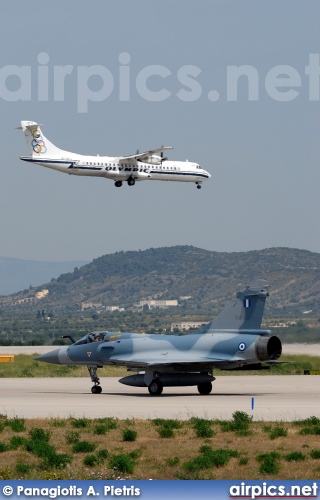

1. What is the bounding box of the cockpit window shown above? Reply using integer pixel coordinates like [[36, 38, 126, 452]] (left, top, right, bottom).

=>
[[74, 335, 88, 346], [74, 332, 106, 345]]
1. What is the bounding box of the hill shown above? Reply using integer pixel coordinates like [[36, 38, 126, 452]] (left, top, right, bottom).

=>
[[1, 246, 320, 316]]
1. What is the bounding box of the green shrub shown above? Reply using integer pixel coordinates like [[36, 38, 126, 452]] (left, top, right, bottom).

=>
[[239, 457, 249, 465], [299, 426, 320, 435], [26, 440, 55, 458], [0, 422, 4, 433], [284, 452, 306, 462], [122, 429, 137, 442], [9, 435, 28, 450], [71, 418, 90, 429], [109, 454, 135, 474], [65, 430, 80, 444], [294, 416, 320, 427], [94, 425, 108, 435], [83, 449, 108, 467], [16, 463, 31, 474], [310, 449, 320, 459], [191, 418, 214, 438], [72, 440, 96, 453], [220, 411, 252, 434], [184, 446, 238, 471], [152, 419, 181, 429], [0, 442, 8, 452], [270, 426, 288, 440], [157, 427, 174, 438], [96, 417, 117, 430], [257, 452, 281, 474], [41, 451, 72, 469], [8, 418, 26, 432], [83, 454, 98, 467], [96, 449, 109, 460], [29, 428, 50, 442]]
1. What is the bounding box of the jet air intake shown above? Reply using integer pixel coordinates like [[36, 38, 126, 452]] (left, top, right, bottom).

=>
[[255, 335, 282, 362]]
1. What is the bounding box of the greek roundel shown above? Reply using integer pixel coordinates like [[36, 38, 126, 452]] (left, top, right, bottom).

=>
[[238, 342, 246, 352]]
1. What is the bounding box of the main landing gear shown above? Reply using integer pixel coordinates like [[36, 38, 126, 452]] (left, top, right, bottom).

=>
[[197, 382, 212, 395], [114, 178, 136, 187], [196, 182, 202, 189], [88, 366, 102, 394], [148, 379, 163, 396]]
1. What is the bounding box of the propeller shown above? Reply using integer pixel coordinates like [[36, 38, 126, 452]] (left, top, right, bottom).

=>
[[160, 148, 167, 162]]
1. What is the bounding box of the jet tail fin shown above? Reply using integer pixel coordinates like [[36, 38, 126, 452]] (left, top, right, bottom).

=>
[[17, 121, 64, 157], [207, 279, 269, 331]]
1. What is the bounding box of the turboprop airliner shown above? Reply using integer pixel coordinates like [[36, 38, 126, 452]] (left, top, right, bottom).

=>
[[18, 121, 211, 189]]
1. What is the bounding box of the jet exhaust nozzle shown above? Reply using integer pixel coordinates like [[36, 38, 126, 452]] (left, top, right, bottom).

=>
[[255, 335, 282, 362]]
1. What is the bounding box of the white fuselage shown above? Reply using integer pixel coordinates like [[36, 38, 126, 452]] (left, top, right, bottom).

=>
[[21, 153, 210, 184]]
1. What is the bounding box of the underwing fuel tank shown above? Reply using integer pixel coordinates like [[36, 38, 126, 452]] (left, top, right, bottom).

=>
[[119, 373, 216, 388]]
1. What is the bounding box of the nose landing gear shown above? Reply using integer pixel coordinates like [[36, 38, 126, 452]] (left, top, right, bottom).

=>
[[88, 366, 102, 394], [196, 182, 202, 189]]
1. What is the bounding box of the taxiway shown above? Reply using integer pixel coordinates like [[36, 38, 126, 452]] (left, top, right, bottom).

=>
[[1, 375, 319, 421]]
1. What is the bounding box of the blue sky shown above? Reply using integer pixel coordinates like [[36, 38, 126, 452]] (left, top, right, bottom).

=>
[[1, 1, 319, 261]]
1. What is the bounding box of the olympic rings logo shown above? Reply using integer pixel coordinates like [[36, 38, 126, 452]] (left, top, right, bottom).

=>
[[31, 129, 47, 155]]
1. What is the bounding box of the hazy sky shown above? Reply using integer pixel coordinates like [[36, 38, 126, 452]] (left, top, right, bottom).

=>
[[1, 1, 319, 261]]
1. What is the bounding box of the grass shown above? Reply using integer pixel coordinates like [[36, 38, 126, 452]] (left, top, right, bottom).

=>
[[1, 415, 320, 479]]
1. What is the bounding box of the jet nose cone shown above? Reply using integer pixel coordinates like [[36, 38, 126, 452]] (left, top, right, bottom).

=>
[[35, 348, 61, 365]]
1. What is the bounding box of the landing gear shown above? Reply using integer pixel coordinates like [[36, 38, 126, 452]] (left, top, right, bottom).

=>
[[197, 382, 212, 395], [91, 385, 102, 394], [148, 379, 163, 396], [115, 181, 122, 187], [88, 366, 102, 394], [127, 177, 135, 186], [196, 182, 202, 189]]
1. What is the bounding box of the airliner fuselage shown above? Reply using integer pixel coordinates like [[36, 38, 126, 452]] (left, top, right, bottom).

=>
[[19, 121, 211, 189]]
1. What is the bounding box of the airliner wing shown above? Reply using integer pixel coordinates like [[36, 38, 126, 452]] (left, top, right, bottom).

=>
[[120, 146, 173, 161]]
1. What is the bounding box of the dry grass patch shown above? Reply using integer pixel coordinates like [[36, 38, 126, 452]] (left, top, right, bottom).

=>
[[1, 415, 320, 479]]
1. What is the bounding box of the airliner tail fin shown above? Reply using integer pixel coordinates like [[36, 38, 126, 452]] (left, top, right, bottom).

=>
[[17, 121, 63, 157]]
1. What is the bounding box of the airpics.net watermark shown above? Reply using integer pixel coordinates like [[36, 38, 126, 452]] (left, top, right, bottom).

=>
[[1, 52, 320, 113]]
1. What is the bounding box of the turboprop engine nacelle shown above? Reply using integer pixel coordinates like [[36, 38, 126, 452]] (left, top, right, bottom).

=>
[[143, 154, 162, 165]]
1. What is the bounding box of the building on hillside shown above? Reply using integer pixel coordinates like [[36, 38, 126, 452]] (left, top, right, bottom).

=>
[[136, 299, 178, 309], [106, 306, 125, 312], [81, 302, 102, 310], [171, 321, 207, 332]]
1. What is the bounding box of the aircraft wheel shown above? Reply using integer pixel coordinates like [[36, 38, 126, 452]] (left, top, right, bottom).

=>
[[197, 382, 212, 395], [91, 385, 102, 394], [197, 184, 202, 189], [127, 178, 135, 186], [115, 181, 122, 187], [148, 380, 163, 396]]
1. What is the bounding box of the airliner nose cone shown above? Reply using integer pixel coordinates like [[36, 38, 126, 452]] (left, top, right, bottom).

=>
[[35, 349, 61, 365]]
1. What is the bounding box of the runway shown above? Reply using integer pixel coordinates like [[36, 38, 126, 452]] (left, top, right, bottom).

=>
[[1, 375, 320, 421]]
